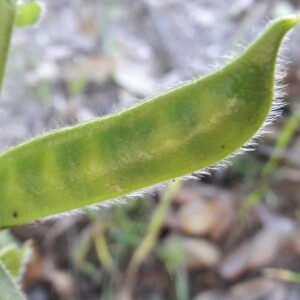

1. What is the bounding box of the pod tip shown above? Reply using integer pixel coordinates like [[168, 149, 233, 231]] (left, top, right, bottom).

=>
[[274, 14, 300, 29]]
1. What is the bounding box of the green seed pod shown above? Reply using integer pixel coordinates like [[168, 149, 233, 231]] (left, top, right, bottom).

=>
[[0, 15, 299, 228]]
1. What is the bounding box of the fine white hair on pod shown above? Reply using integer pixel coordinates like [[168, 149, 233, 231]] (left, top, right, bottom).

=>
[[38, 19, 293, 224]]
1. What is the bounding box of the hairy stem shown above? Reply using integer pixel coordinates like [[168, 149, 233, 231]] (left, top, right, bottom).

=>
[[0, 0, 15, 95], [0, 261, 25, 300]]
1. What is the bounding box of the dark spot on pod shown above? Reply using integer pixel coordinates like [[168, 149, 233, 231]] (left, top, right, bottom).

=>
[[221, 145, 225, 149], [12, 211, 18, 218]]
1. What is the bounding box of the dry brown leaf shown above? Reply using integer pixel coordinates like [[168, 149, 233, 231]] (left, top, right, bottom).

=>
[[165, 235, 221, 269], [229, 278, 278, 300], [219, 228, 289, 280]]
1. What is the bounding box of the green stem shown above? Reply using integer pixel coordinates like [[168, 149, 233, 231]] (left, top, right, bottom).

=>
[[0, 0, 15, 95], [127, 180, 181, 277]]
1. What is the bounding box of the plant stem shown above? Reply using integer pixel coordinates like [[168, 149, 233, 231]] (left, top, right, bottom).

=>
[[94, 219, 115, 273], [0, 0, 15, 95], [127, 180, 181, 280], [239, 112, 300, 217]]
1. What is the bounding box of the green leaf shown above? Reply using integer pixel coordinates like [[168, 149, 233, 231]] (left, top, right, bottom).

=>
[[15, 1, 42, 28], [0, 243, 31, 278], [0, 231, 15, 248], [0, 261, 26, 300]]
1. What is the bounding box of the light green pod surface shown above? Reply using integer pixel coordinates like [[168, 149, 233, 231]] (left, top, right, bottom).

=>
[[0, 16, 299, 228]]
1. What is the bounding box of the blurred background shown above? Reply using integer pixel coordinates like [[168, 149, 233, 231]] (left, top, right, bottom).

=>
[[1, 0, 300, 299]]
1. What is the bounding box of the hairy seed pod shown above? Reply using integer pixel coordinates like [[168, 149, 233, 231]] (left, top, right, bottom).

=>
[[0, 15, 299, 228]]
